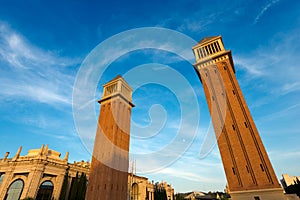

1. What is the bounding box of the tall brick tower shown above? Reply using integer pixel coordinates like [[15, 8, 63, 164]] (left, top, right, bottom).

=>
[[85, 75, 134, 200], [192, 36, 285, 200]]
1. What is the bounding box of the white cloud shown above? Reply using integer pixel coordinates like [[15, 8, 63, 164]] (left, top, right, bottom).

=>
[[259, 103, 300, 122], [156, 11, 221, 34], [158, 167, 221, 183], [235, 56, 265, 77], [253, 0, 280, 24], [235, 28, 300, 86], [280, 82, 300, 95], [0, 21, 80, 106]]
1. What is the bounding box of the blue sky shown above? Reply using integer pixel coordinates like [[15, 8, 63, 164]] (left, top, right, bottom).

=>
[[1, 0, 300, 193]]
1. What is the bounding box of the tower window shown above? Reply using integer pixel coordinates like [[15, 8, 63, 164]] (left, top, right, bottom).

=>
[[205, 46, 209, 55], [214, 42, 219, 52], [246, 165, 249, 173], [208, 45, 212, 54], [254, 197, 260, 200], [232, 90, 235, 95], [111, 184, 113, 190], [104, 184, 106, 190], [260, 164, 264, 172], [232, 167, 236, 175], [212, 96, 215, 101], [201, 48, 205, 57], [198, 48, 203, 58], [201, 48, 206, 57], [232, 125, 235, 131], [200, 48, 204, 57], [244, 122, 248, 128], [216, 42, 221, 51], [105, 83, 117, 96], [211, 44, 216, 53]]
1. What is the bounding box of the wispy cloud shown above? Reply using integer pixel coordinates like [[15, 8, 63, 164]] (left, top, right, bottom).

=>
[[253, 0, 280, 24], [0, 21, 80, 106], [234, 56, 265, 77], [156, 12, 220, 34], [235, 28, 300, 86], [269, 149, 300, 162], [259, 103, 300, 122], [280, 82, 300, 95], [158, 167, 222, 183], [176, 13, 219, 33]]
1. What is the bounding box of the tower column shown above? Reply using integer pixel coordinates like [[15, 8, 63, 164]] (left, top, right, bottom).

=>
[[85, 75, 134, 200], [192, 36, 286, 200]]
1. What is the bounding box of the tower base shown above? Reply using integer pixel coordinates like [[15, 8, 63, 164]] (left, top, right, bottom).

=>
[[229, 188, 298, 200]]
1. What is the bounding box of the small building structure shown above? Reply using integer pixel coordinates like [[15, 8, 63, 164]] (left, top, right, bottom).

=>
[[183, 191, 223, 200], [281, 174, 300, 189], [0, 144, 89, 200]]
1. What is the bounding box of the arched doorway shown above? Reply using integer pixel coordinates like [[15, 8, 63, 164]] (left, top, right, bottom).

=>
[[0, 173, 5, 185], [36, 181, 54, 200], [132, 183, 139, 200], [4, 179, 24, 200]]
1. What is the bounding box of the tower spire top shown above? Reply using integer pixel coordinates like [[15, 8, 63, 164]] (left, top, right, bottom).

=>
[[197, 35, 220, 44], [192, 35, 226, 63], [99, 75, 134, 107]]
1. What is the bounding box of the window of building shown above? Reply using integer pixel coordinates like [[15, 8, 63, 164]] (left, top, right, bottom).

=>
[[214, 42, 220, 52], [208, 45, 212, 54], [216, 42, 221, 51], [132, 183, 139, 200], [4, 179, 24, 200], [205, 46, 209, 55], [254, 196, 260, 200], [36, 181, 54, 200], [104, 83, 117, 96], [260, 164, 265, 172], [232, 167, 236, 175], [0, 173, 5, 185], [198, 48, 204, 58], [211, 44, 216, 54]]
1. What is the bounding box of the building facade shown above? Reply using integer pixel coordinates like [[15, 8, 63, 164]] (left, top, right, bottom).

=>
[[129, 174, 174, 200], [192, 36, 286, 200], [0, 145, 89, 200]]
